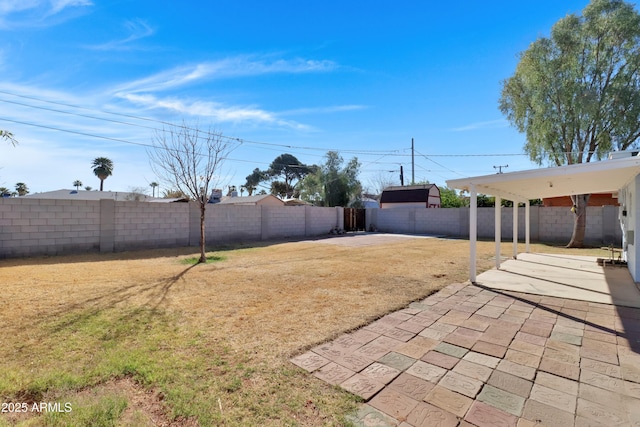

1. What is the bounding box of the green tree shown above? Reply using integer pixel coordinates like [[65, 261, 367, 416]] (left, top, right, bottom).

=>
[[73, 180, 83, 190], [91, 157, 114, 191], [243, 168, 264, 196], [299, 151, 362, 207], [0, 187, 10, 197], [267, 153, 311, 198], [14, 182, 28, 196], [440, 187, 467, 208], [499, 0, 640, 247], [84, 186, 92, 191], [251, 154, 312, 198]]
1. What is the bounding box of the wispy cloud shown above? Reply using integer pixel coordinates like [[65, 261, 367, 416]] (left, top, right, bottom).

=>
[[119, 93, 311, 130], [0, 0, 40, 15], [49, 0, 92, 15], [0, 0, 92, 28], [84, 19, 155, 51], [281, 104, 367, 116], [450, 119, 508, 132], [112, 55, 338, 94]]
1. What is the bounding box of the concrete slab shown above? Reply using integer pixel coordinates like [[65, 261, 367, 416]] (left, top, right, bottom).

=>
[[476, 253, 640, 308]]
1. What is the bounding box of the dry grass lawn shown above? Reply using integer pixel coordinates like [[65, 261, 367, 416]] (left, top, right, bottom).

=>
[[0, 235, 604, 426]]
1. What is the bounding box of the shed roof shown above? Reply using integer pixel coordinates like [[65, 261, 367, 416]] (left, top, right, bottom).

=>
[[446, 155, 640, 201], [380, 184, 438, 204]]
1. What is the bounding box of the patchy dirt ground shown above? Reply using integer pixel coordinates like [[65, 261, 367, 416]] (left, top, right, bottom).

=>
[[0, 234, 604, 426]]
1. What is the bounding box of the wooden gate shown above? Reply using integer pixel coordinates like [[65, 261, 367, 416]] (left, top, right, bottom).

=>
[[344, 208, 366, 232]]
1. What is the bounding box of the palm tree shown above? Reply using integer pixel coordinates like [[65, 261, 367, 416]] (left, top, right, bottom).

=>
[[0, 187, 10, 197], [73, 180, 83, 190], [15, 182, 28, 196], [91, 157, 114, 191], [150, 182, 159, 197], [1, 130, 17, 146]]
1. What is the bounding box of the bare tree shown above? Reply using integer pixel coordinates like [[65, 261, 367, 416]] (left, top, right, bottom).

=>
[[148, 122, 231, 263], [367, 171, 399, 196]]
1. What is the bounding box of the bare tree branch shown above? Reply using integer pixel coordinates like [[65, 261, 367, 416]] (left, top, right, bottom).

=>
[[148, 121, 232, 263]]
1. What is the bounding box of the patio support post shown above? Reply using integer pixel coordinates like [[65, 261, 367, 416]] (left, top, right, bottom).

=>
[[470, 184, 477, 283], [513, 201, 518, 259], [495, 196, 501, 269], [525, 200, 530, 253]]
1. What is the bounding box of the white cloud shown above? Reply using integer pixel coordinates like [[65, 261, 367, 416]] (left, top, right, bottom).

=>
[[111, 56, 338, 94], [119, 93, 311, 130], [0, 0, 92, 28], [450, 119, 508, 132], [49, 0, 92, 15], [84, 19, 155, 51], [0, 0, 40, 14]]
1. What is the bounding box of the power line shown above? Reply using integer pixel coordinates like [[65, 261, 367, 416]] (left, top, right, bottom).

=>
[[0, 90, 409, 156], [0, 116, 408, 177], [414, 149, 467, 177], [0, 90, 609, 160], [0, 117, 261, 166]]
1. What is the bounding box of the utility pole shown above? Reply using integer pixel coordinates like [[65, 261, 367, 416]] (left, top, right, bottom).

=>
[[400, 165, 404, 186], [411, 138, 415, 185], [493, 164, 508, 174]]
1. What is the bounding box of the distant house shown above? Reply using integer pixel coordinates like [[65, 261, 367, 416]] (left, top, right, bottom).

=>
[[216, 194, 284, 207], [23, 189, 161, 202], [380, 185, 441, 209], [542, 193, 619, 207]]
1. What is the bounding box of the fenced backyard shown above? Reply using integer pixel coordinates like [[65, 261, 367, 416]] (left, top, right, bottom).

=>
[[0, 236, 605, 426], [0, 197, 622, 259]]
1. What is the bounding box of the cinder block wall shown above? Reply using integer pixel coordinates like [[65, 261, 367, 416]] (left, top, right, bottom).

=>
[[205, 205, 262, 243], [305, 206, 342, 235], [375, 208, 413, 233], [113, 201, 190, 251], [371, 206, 621, 246], [261, 206, 306, 239], [0, 198, 100, 257], [0, 199, 622, 259], [0, 199, 343, 258]]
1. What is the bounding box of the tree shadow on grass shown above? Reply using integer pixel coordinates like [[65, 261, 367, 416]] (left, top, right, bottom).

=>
[[41, 264, 198, 334]]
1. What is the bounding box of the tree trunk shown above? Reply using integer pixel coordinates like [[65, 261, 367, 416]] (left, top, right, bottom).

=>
[[199, 202, 206, 263], [566, 194, 590, 248]]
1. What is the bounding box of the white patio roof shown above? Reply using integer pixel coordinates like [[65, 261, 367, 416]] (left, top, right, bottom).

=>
[[445, 154, 640, 284], [446, 155, 640, 201]]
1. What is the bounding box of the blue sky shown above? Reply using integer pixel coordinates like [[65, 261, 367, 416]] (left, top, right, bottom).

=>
[[0, 0, 599, 195]]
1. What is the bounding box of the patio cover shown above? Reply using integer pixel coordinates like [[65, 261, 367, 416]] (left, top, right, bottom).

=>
[[446, 154, 640, 282]]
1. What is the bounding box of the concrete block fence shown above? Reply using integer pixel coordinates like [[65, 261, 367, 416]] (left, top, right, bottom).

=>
[[0, 198, 343, 258], [368, 205, 622, 246], [0, 198, 621, 258]]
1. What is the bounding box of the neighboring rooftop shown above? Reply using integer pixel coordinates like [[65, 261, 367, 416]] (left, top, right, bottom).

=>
[[216, 194, 285, 206], [21, 189, 159, 202]]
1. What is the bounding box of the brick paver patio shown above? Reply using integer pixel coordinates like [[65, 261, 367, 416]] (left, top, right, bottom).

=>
[[291, 282, 640, 426]]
